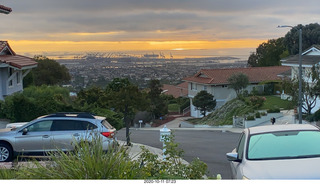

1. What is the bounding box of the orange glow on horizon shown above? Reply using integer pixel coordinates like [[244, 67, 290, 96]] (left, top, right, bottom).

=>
[[8, 39, 266, 54]]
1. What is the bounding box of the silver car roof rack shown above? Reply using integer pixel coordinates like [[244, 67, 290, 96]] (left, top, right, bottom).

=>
[[43, 112, 96, 119]]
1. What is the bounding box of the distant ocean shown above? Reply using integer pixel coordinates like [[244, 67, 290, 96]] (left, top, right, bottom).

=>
[[23, 48, 252, 62]]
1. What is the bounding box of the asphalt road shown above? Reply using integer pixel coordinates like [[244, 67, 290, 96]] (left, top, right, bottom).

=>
[[116, 128, 240, 179]]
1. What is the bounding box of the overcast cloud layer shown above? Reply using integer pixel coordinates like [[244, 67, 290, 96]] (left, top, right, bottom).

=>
[[1, 0, 319, 42]]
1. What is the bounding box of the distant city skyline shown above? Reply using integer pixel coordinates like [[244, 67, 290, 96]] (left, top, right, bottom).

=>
[[1, 1, 319, 58]]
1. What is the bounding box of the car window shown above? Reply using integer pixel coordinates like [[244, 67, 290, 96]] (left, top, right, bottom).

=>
[[27, 120, 53, 132], [247, 130, 320, 160], [101, 120, 114, 130], [51, 120, 97, 131], [236, 133, 246, 160]]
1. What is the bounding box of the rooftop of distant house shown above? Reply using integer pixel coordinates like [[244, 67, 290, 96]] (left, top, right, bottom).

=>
[[183, 66, 291, 85]]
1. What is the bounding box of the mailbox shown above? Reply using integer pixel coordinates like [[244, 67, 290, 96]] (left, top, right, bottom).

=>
[[160, 125, 171, 142]]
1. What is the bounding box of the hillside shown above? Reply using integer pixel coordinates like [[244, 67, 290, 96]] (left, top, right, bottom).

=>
[[196, 99, 255, 126]]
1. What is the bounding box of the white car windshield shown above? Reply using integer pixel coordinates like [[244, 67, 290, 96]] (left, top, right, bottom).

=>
[[248, 130, 320, 160]]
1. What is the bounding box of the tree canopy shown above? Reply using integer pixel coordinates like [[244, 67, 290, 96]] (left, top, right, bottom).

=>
[[248, 38, 286, 67], [25, 55, 71, 86], [227, 72, 249, 98], [193, 90, 216, 117], [284, 23, 320, 55], [248, 23, 320, 67], [147, 79, 168, 119]]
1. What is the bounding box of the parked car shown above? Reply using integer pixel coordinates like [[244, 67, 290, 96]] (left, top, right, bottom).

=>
[[226, 124, 320, 179], [0, 112, 116, 162]]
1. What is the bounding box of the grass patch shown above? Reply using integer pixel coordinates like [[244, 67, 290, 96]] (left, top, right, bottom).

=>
[[259, 96, 295, 110], [168, 104, 180, 112]]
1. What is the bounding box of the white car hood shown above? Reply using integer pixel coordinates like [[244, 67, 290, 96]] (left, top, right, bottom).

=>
[[243, 157, 320, 179]]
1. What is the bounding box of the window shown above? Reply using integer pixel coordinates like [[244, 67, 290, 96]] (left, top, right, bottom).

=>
[[102, 120, 114, 130], [51, 120, 97, 131], [27, 121, 53, 132], [247, 131, 320, 160], [16, 72, 21, 84], [8, 68, 13, 87], [191, 83, 197, 90]]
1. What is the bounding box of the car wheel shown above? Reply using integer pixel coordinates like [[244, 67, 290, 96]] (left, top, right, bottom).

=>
[[0, 143, 13, 162]]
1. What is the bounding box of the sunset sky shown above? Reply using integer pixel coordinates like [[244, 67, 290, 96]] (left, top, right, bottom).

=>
[[1, 0, 320, 59]]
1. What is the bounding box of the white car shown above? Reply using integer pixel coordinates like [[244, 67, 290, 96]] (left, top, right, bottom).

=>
[[226, 124, 320, 179]]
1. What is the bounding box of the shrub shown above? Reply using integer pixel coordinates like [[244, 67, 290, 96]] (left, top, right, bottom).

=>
[[249, 96, 266, 108], [246, 115, 255, 121], [261, 112, 267, 116], [138, 133, 208, 179], [255, 112, 261, 118], [250, 87, 259, 96], [15, 135, 143, 179], [3, 132, 209, 179], [267, 108, 281, 113]]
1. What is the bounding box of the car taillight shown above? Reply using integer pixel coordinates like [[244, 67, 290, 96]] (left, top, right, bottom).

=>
[[101, 132, 115, 138]]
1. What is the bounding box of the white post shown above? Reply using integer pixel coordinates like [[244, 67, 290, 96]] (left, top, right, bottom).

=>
[[139, 120, 143, 129], [160, 125, 171, 161]]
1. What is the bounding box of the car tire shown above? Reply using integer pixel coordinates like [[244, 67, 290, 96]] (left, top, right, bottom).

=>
[[0, 143, 13, 162]]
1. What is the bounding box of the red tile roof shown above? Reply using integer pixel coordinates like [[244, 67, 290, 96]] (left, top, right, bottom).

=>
[[0, 55, 37, 69], [183, 66, 291, 85], [0, 5, 12, 14], [162, 82, 188, 98], [0, 41, 37, 69]]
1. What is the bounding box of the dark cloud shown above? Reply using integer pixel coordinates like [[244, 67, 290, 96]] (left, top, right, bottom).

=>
[[1, 0, 320, 41]]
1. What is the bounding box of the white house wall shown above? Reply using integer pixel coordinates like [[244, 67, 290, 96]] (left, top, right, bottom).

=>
[[0, 68, 23, 100], [6, 69, 23, 96], [0, 68, 5, 100]]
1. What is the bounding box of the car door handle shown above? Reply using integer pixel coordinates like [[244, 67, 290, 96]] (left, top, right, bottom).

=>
[[43, 135, 50, 138], [73, 133, 80, 137]]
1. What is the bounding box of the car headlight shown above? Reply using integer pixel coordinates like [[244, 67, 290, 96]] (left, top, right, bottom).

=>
[[242, 175, 249, 180]]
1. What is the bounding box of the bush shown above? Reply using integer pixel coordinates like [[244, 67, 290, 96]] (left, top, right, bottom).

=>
[[267, 108, 281, 113], [14, 135, 143, 179], [261, 112, 267, 116], [246, 115, 255, 121], [138, 133, 208, 179], [168, 104, 180, 112], [250, 87, 259, 96], [255, 112, 261, 118], [249, 96, 266, 108], [1, 132, 209, 179]]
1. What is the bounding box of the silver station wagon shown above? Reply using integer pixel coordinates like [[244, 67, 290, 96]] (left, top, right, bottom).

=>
[[226, 124, 320, 179], [0, 112, 116, 162]]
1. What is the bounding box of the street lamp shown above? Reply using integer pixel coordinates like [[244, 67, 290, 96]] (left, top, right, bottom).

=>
[[278, 25, 302, 124]]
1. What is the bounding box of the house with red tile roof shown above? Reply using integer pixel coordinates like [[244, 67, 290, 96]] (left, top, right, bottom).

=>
[[0, 41, 37, 100], [162, 82, 188, 98], [183, 66, 291, 118]]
